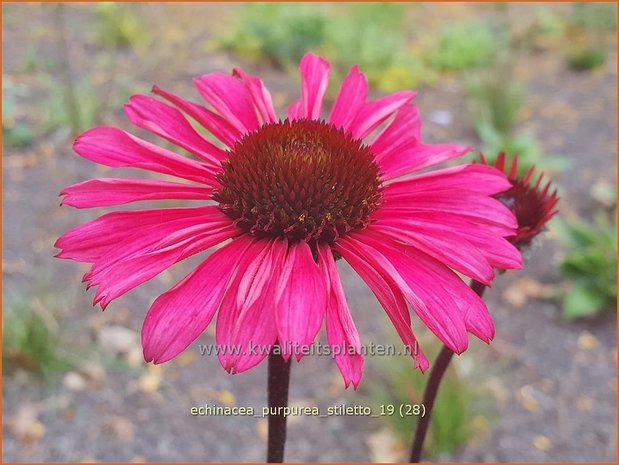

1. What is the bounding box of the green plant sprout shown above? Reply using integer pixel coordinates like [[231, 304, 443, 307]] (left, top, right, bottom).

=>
[[556, 208, 617, 320]]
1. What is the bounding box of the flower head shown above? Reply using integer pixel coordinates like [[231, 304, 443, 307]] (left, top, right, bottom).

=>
[[56, 53, 522, 388], [480, 152, 559, 249]]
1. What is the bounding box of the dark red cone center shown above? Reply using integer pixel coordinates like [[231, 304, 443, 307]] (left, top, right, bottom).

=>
[[212, 119, 383, 244]]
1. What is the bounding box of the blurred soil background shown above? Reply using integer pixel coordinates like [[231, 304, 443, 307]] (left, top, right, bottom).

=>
[[2, 2, 617, 462]]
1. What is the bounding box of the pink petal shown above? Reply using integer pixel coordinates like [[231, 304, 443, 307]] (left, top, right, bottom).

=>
[[447, 282, 495, 343], [374, 208, 514, 237], [194, 73, 259, 133], [374, 234, 496, 343], [349, 91, 416, 140], [82, 212, 231, 274], [328, 65, 368, 130], [371, 104, 421, 160], [232, 68, 278, 124], [384, 164, 513, 197], [152, 85, 241, 147], [462, 231, 522, 270], [379, 143, 471, 180], [380, 190, 519, 231], [291, 52, 330, 120], [340, 232, 469, 355], [84, 209, 238, 308], [142, 235, 253, 364], [55, 206, 219, 262], [335, 237, 430, 372], [371, 222, 495, 285], [318, 244, 364, 388], [124, 95, 226, 165], [286, 99, 303, 120], [60, 178, 213, 209], [374, 209, 522, 271], [216, 239, 286, 373], [90, 223, 238, 309], [275, 241, 328, 361], [73, 127, 216, 184]]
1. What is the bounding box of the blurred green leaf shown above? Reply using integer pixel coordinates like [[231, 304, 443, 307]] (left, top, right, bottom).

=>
[[556, 210, 617, 320], [3, 296, 73, 377], [95, 2, 148, 49], [222, 3, 327, 66], [429, 22, 501, 72], [221, 3, 436, 92], [363, 342, 481, 457], [566, 46, 606, 72], [468, 61, 570, 175], [2, 122, 34, 148], [569, 3, 617, 32], [563, 284, 606, 320]]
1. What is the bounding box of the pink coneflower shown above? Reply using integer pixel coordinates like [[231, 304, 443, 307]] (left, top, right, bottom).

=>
[[56, 53, 522, 388], [480, 152, 559, 249]]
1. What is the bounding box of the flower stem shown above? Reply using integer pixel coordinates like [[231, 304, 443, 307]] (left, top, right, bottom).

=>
[[267, 345, 291, 463], [409, 279, 487, 462]]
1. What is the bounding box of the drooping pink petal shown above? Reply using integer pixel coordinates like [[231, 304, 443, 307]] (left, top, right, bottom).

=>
[[372, 234, 496, 343], [335, 237, 429, 371], [216, 239, 286, 373], [142, 235, 253, 364], [232, 68, 278, 124], [371, 222, 495, 285], [194, 73, 259, 133], [378, 189, 522, 271], [328, 65, 368, 130], [288, 52, 330, 120], [124, 95, 226, 164], [215, 239, 271, 370], [374, 209, 522, 271], [54, 206, 221, 262], [380, 190, 519, 231], [373, 208, 513, 236], [275, 240, 328, 361], [90, 223, 238, 309], [340, 232, 469, 355], [379, 143, 471, 181], [385, 164, 512, 197], [349, 90, 416, 140], [152, 85, 241, 147], [444, 281, 495, 343], [82, 208, 238, 308], [371, 104, 421, 159], [318, 244, 364, 388], [73, 127, 216, 184], [80, 212, 232, 273], [459, 228, 523, 270], [60, 178, 213, 209]]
